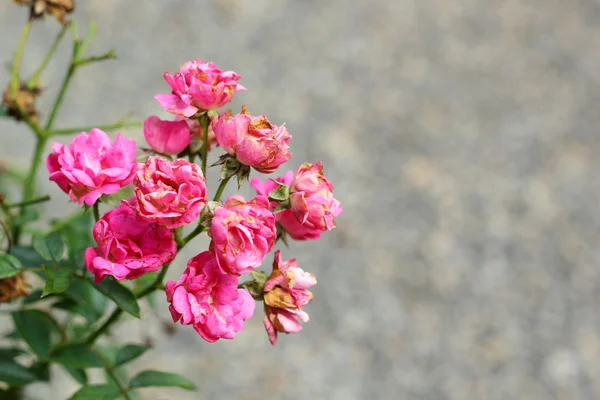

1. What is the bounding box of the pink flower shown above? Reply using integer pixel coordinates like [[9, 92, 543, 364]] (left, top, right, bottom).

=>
[[133, 156, 207, 229], [84, 200, 176, 283], [250, 172, 321, 241], [155, 59, 246, 117], [143, 115, 191, 155], [262, 250, 317, 345], [212, 107, 292, 173], [289, 162, 342, 232], [46, 129, 136, 206], [166, 251, 255, 342], [209, 195, 276, 276]]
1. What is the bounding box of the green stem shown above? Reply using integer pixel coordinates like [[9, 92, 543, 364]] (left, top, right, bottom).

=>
[[92, 202, 100, 222], [173, 227, 184, 248], [5, 195, 50, 209], [27, 23, 69, 88], [44, 63, 75, 131], [85, 307, 122, 345], [50, 120, 142, 136], [212, 176, 231, 202], [200, 114, 209, 176], [179, 225, 206, 249], [91, 347, 132, 400], [13, 137, 47, 244], [10, 20, 31, 96]]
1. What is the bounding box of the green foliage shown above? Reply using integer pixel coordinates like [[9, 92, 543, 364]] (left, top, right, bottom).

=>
[[0, 360, 38, 386], [42, 264, 73, 297], [51, 344, 103, 368], [68, 384, 121, 400], [92, 276, 141, 318], [114, 344, 149, 367], [0, 254, 22, 279], [128, 370, 196, 390], [33, 231, 64, 261], [12, 310, 60, 359]]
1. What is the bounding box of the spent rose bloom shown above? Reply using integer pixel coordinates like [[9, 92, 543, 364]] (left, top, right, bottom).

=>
[[133, 156, 207, 229], [155, 59, 246, 117], [212, 107, 292, 173], [250, 172, 321, 241], [84, 200, 176, 283], [263, 250, 317, 345], [209, 195, 276, 276], [289, 162, 342, 232], [46, 129, 136, 206], [143, 115, 191, 155], [166, 251, 255, 342]]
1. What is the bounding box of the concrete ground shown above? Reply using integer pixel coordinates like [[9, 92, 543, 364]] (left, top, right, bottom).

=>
[[2, 0, 600, 399]]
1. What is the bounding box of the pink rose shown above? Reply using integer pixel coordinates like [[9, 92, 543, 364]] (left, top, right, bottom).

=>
[[84, 200, 176, 283], [133, 156, 207, 229], [154, 59, 246, 117], [46, 129, 136, 206], [289, 162, 342, 232], [212, 107, 292, 174], [143, 115, 191, 155], [250, 172, 321, 241], [209, 194, 276, 276], [166, 251, 255, 342], [262, 250, 317, 345]]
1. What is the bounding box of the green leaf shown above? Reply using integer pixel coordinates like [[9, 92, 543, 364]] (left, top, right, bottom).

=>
[[115, 344, 149, 367], [9, 246, 45, 269], [12, 310, 59, 359], [63, 366, 87, 385], [268, 182, 290, 202], [0, 360, 38, 385], [68, 384, 121, 400], [0, 348, 25, 360], [42, 265, 73, 297], [92, 276, 140, 318], [52, 211, 94, 263], [51, 344, 102, 368], [33, 232, 64, 261], [0, 254, 22, 279], [63, 279, 107, 319], [29, 361, 50, 382], [128, 370, 196, 390], [53, 299, 97, 324]]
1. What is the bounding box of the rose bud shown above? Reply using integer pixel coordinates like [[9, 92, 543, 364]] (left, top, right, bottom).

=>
[[143, 115, 191, 155]]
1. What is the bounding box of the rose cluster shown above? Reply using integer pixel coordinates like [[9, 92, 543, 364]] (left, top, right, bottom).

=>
[[46, 59, 342, 344]]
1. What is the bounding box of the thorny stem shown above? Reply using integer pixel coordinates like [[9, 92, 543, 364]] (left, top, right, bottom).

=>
[[200, 114, 210, 176], [27, 23, 69, 89], [5, 195, 50, 209], [44, 61, 75, 131], [179, 225, 207, 249]]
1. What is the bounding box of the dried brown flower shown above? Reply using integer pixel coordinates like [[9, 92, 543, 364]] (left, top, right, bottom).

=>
[[0, 273, 30, 303], [2, 83, 41, 123], [13, 0, 74, 25]]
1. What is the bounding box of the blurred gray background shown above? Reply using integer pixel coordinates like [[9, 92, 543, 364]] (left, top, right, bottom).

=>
[[2, 0, 600, 399]]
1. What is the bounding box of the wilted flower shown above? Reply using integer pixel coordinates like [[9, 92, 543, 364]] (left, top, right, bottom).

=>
[[14, 0, 74, 25], [212, 106, 292, 173], [0, 273, 30, 303], [166, 251, 255, 342], [133, 156, 207, 229], [84, 200, 177, 283], [155, 59, 245, 117], [289, 162, 342, 232], [46, 129, 137, 206], [2, 83, 40, 123], [209, 195, 276, 276], [262, 250, 317, 345], [250, 172, 321, 241]]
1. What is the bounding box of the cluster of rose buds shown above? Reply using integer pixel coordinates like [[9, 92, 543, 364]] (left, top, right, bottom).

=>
[[46, 59, 342, 344]]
